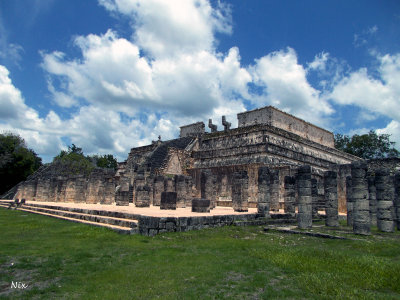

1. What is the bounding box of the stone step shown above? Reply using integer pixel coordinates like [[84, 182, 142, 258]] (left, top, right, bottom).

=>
[[21, 204, 138, 228], [16, 207, 135, 234], [0, 202, 21, 209], [0, 200, 14, 205], [21, 202, 141, 220], [0, 201, 138, 234]]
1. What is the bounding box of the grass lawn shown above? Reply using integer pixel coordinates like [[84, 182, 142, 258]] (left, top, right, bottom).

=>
[[1, 208, 400, 299]]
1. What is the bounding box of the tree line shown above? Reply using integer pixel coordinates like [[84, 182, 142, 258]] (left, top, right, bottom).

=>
[[334, 130, 399, 159]]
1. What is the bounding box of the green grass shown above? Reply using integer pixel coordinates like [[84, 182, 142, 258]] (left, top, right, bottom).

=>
[[1, 209, 400, 299]]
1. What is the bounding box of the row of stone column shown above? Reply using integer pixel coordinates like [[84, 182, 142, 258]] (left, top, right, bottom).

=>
[[117, 173, 193, 207], [282, 166, 339, 229], [258, 165, 338, 229], [346, 162, 400, 234], [198, 167, 283, 213], [16, 169, 115, 204]]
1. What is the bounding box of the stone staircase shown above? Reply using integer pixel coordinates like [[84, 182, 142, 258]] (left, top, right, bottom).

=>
[[0, 200, 139, 234]]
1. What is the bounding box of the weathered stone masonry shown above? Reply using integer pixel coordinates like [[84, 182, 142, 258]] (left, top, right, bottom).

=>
[[13, 105, 372, 231]]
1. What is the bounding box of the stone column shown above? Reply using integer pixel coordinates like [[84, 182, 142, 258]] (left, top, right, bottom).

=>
[[346, 176, 353, 226], [257, 167, 270, 217], [270, 170, 280, 211], [64, 176, 76, 203], [134, 174, 145, 190], [201, 170, 216, 208], [115, 189, 130, 206], [317, 179, 325, 212], [185, 176, 193, 207], [48, 178, 58, 202], [311, 178, 319, 217], [375, 169, 395, 232], [153, 175, 164, 206], [192, 198, 211, 213], [146, 176, 154, 205], [24, 180, 37, 201], [231, 171, 249, 212], [394, 172, 400, 231], [367, 175, 377, 226], [324, 171, 338, 227], [297, 165, 312, 229], [86, 171, 102, 204], [351, 161, 370, 235], [135, 185, 151, 207], [115, 176, 130, 206], [101, 171, 115, 205], [175, 175, 187, 208], [284, 176, 296, 215], [164, 177, 175, 192], [56, 177, 67, 202], [74, 175, 87, 203], [161, 191, 177, 210]]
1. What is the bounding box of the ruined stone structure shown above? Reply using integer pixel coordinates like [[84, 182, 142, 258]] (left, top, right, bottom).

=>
[[14, 105, 369, 227], [15, 162, 116, 206], [237, 106, 334, 147]]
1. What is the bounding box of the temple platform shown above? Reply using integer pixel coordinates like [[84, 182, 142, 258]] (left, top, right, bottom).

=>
[[1, 199, 293, 236]]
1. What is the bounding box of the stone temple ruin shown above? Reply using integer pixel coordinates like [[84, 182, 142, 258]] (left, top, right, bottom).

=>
[[7, 106, 400, 235]]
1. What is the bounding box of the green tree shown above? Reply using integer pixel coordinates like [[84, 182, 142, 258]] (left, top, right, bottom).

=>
[[89, 154, 118, 170], [334, 130, 400, 159], [53, 145, 118, 175], [53, 144, 94, 175], [0, 132, 42, 195]]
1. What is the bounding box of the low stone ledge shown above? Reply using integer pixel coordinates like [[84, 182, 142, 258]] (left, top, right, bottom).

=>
[[137, 213, 264, 236]]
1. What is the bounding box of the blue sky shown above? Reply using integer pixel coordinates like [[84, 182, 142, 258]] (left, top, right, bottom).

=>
[[1, 0, 400, 162]]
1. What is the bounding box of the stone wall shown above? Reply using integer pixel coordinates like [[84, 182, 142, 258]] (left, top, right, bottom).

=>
[[138, 213, 262, 236], [180, 122, 205, 138], [15, 163, 116, 205], [367, 158, 400, 174], [194, 123, 358, 174], [237, 106, 334, 147]]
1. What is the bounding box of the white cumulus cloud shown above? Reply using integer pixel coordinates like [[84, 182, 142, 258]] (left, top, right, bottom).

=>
[[98, 0, 232, 58], [329, 53, 400, 123], [6, 0, 400, 161], [249, 47, 334, 127], [377, 120, 400, 150]]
